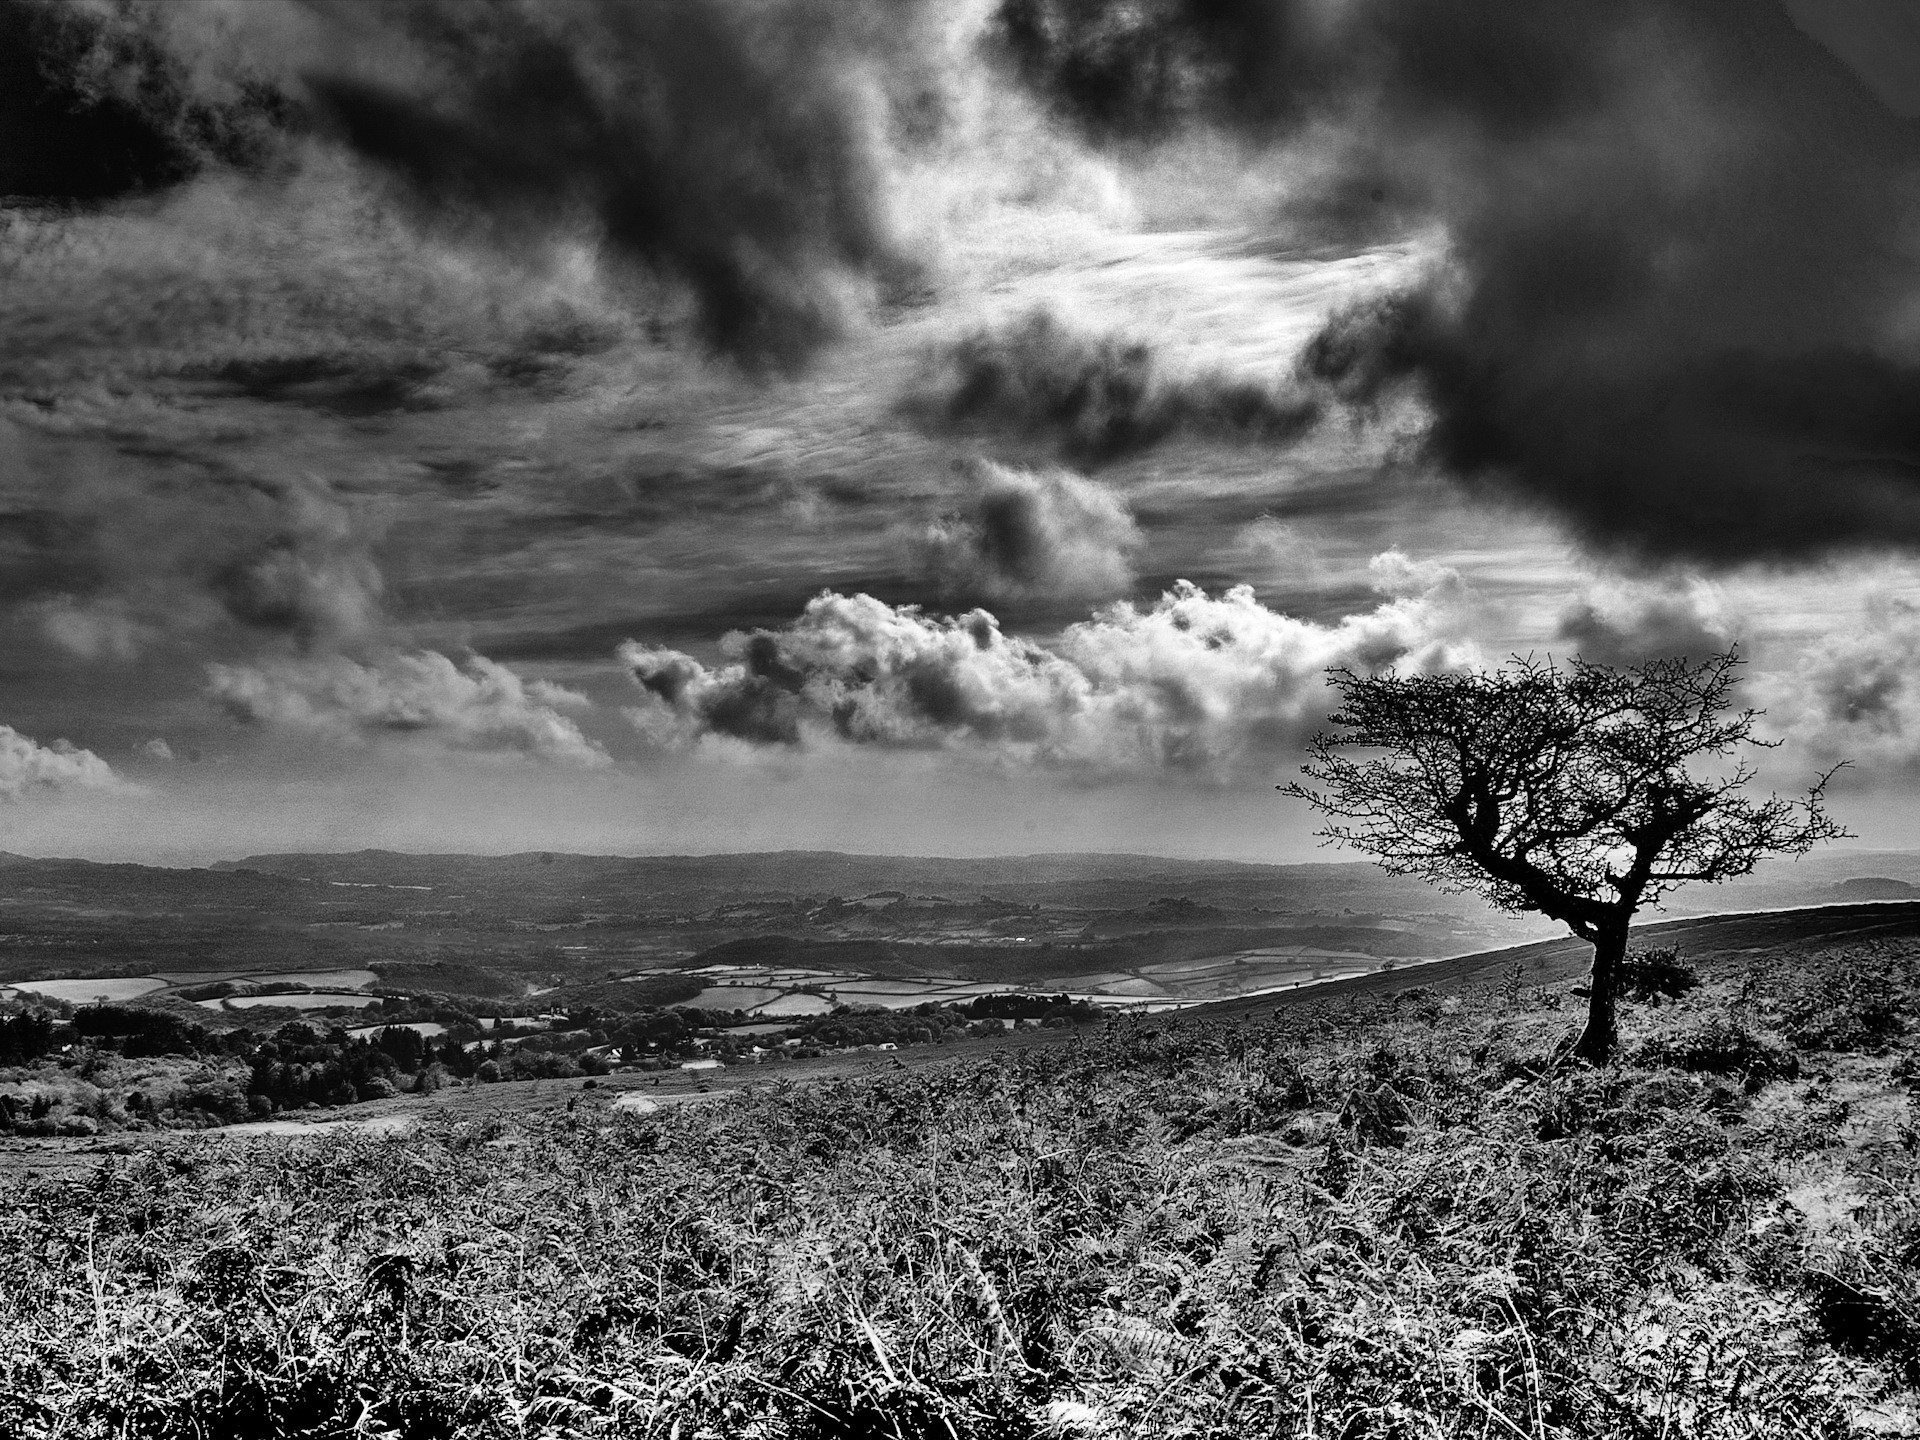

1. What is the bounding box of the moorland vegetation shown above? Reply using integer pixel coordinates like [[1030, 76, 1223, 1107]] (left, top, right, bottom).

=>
[[5, 938, 1919, 1437]]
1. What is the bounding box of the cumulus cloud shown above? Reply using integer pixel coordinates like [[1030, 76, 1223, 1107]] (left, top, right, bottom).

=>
[[1759, 596, 1920, 773], [909, 309, 1318, 462], [1366, 549, 1461, 600], [998, 1, 1920, 562], [1554, 581, 1734, 669], [621, 577, 1475, 777], [206, 475, 385, 647], [0, 725, 120, 801], [207, 650, 608, 767], [917, 462, 1140, 605]]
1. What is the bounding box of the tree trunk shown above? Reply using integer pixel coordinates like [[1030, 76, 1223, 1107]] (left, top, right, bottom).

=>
[[1572, 925, 1627, 1063]]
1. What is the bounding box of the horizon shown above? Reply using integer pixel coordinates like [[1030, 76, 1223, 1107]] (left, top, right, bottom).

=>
[[4, 837, 1919, 877]]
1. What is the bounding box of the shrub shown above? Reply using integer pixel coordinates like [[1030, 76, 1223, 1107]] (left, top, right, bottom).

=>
[[1617, 947, 1700, 1002]]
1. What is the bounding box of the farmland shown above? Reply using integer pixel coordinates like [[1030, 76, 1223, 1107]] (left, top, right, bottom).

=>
[[4, 848, 1920, 1141], [3, 846, 1912, 1026], [0, 849, 1549, 1045]]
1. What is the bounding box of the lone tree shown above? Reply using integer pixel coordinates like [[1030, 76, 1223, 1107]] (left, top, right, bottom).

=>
[[1283, 650, 1846, 1062]]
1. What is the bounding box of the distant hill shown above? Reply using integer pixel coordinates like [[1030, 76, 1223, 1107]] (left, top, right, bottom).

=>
[[1834, 877, 1920, 899], [2, 844, 1915, 997], [210, 848, 1481, 914]]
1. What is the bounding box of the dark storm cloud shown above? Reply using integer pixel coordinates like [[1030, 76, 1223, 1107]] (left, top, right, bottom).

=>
[[909, 309, 1318, 463], [303, 0, 928, 370], [3, 0, 943, 372], [999, 0, 1920, 563], [0, 0, 285, 202], [989, 0, 1319, 143]]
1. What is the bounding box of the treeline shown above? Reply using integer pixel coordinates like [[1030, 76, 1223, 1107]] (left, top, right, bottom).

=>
[[70, 1007, 252, 1058], [0, 988, 1112, 1130], [0, 1011, 58, 1064]]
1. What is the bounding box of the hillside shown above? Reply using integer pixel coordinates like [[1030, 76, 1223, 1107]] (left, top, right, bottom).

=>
[[5, 901, 1920, 1435]]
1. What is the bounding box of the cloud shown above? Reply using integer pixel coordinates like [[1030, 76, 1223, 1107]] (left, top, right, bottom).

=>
[[998, 1, 1920, 562], [0, 0, 286, 202], [621, 576, 1475, 777], [34, 596, 152, 662], [300, 0, 944, 370], [908, 309, 1318, 462], [1366, 548, 1461, 600], [1, 0, 965, 372], [917, 462, 1140, 605], [205, 474, 385, 647], [1553, 581, 1733, 669], [206, 649, 609, 767], [0, 426, 387, 658], [988, 0, 1320, 144], [1759, 595, 1920, 773], [0, 725, 120, 800]]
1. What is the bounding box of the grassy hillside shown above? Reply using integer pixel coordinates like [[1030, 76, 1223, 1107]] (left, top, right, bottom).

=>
[[5, 919, 1920, 1437]]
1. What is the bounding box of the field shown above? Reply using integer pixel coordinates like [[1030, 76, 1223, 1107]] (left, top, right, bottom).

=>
[[0, 977, 167, 1003], [2, 963, 386, 1021], [6, 901, 1920, 1436], [197, 992, 382, 1012]]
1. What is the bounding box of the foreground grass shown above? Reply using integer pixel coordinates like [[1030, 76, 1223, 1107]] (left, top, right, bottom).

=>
[[4, 939, 1920, 1438]]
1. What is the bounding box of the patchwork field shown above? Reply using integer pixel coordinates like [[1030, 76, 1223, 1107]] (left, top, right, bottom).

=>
[[668, 947, 1402, 1019], [5, 848, 1920, 1068]]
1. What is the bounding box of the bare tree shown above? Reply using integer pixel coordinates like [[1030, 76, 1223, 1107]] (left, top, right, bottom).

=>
[[1282, 650, 1846, 1062]]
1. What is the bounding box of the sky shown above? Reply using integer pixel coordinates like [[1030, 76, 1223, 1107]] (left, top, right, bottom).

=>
[[4, 0, 1920, 865]]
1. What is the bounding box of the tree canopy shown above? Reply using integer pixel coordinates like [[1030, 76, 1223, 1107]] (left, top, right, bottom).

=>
[[1283, 650, 1845, 1059]]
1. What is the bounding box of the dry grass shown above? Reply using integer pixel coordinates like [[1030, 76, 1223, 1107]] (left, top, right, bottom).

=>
[[3, 942, 1919, 1438]]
